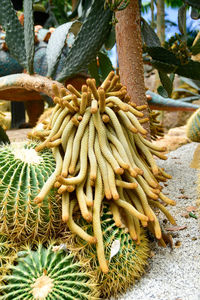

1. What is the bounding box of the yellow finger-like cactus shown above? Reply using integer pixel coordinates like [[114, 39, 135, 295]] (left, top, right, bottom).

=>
[[32, 71, 175, 273]]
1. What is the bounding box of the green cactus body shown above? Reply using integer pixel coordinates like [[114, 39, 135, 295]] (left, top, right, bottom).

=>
[[69, 204, 150, 298], [0, 243, 99, 300], [0, 141, 62, 239], [186, 107, 200, 142]]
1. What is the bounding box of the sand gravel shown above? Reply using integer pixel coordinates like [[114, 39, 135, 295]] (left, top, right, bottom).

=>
[[111, 142, 200, 300]]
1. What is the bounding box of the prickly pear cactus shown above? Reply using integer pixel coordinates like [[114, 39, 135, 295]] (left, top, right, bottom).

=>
[[0, 31, 23, 76], [0, 243, 99, 299], [0, 141, 62, 240], [68, 204, 150, 298]]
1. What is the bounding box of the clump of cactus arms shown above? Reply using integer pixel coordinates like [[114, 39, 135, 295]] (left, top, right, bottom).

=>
[[32, 71, 176, 273]]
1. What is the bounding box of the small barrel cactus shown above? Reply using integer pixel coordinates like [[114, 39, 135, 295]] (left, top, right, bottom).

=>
[[67, 204, 150, 298], [0, 141, 62, 240], [0, 243, 99, 300]]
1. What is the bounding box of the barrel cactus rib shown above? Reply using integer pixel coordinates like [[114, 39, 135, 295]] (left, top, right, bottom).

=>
[[0, 244, 99, 300], [0, 142, 62, 240]]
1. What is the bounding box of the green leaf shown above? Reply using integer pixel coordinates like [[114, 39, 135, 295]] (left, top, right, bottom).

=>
[[117, 0, 130, 11], [77, 0, 94, 21], [98, 51, 113, 81], [190, 7, 200, 19], [23, 0, 35, 74], [180, 77, 200, 90], [0, 125, 10, 145], [158, 71, 173, 97], [174, 88, 199, 96], [183, 0, 200, 9], [178, 5, 187, 35], [176, 60, 200, 80], [56, 0, 112, 82], [141, 18, 161, 48], [88, 59, 100, 86], [189, 212, 197, 219], [191, 37, 200, 55], [157, 85, 168, 98], [153, 59, 200, 81], [151, 60, 177, 74], [0, 0, 26, 69], [104, 26, 116, 50], [170, 73, 175, 83], [175, 95, 200, 102], [46, 21, 82, 78], [147, 47, 180, 65]]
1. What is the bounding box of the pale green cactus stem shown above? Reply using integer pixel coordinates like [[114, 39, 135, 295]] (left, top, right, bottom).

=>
[[186, 107, 200, 142], [0, 141, 62, 240], [0, 243, 99, 300]]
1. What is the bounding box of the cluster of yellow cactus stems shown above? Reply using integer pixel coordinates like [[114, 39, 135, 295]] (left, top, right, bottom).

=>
[[31, 71, 176, 274]]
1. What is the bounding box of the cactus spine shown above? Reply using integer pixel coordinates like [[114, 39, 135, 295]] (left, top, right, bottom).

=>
[[0, 234, 17, 283], [0, 243, 99, 300], [67, 203, 150, 298], [0, 141, 62, 240]]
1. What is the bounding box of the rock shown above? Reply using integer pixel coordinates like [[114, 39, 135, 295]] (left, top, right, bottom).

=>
[[153, 125, 190, 152]]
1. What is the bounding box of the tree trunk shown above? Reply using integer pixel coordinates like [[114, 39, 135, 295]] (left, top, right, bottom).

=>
[[115, 0, 149, 132], [151, 0, 155, 29], [157, 0, 165, 45], [72, 0, 78, 11]]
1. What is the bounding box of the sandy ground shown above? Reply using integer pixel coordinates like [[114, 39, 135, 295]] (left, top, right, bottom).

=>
[[111, 143, 200, 300]]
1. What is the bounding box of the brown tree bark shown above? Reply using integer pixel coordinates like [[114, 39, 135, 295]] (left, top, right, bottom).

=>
[[151, 0, 156, 29], [72, 0, 78, 11], [115, 0, 149, 132]]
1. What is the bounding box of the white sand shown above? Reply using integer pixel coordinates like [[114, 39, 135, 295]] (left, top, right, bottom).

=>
[[111, 142, 200, 300]]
